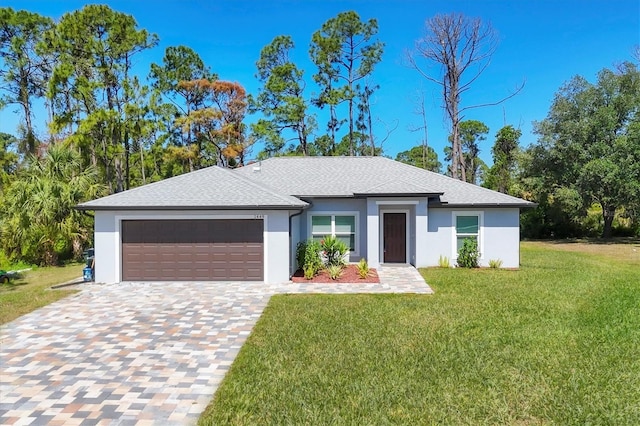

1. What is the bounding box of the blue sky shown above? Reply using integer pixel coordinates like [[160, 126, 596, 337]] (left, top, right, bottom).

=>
[[1, 0, 638, 166]]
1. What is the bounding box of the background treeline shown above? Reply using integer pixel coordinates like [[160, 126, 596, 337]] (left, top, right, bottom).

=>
[[0, 5, 638, 266]]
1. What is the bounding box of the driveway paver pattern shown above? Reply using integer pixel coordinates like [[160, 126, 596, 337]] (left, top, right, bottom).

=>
[[0, 265, 432, 425]]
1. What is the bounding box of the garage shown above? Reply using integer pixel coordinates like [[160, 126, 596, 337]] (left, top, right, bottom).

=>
[[121, 219, 263, 281]]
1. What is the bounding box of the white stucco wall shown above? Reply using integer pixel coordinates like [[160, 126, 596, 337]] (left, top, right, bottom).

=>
[[94, 211, 118, 285], [482, 208, 521, 268], [366, 198, 380, 268], [415, 198, 429, 267], [93, 209, 293, 284], [424, 208, 453, 266], [424, 207, 521, 268]]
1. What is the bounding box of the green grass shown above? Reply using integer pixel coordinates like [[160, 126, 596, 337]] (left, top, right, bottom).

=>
[[200, 242, 640, 425], [0, 264, 83, 325]]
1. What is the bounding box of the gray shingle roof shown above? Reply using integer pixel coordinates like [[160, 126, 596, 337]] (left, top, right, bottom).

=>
[[77, 165, 308, 210], [79, 156, 535, 210], [235, 156, 535, 207]]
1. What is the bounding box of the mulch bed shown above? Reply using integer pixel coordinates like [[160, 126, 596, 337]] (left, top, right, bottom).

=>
[[291, 264, 380, 283]]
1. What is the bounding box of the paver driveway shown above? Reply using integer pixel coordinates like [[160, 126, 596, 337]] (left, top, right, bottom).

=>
[[0, 266, 432, 425]]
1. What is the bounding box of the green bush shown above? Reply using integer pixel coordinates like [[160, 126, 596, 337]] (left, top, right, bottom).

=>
[[437, 255, 450, 268], [326, 264, 343, 280], [457, 238, 479, 268], [356, 258, 370, 279], [296, 239, 323, 276], [0, 250, 33, 271], [295, 241, 307, 270], [320, 235, 348, 267], [303, 264, 316, 280], [489, 259, 503, 268]]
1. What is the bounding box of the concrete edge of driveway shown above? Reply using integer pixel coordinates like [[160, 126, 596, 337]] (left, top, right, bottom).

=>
[[50, 277, 85, 290]]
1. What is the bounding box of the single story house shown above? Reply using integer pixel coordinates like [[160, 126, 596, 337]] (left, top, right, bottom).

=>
[[77, 156, 535, 284]]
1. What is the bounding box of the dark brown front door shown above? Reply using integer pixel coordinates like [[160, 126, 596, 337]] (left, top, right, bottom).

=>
[[383, 213, 406, 263], [121, 219, 263, 281]]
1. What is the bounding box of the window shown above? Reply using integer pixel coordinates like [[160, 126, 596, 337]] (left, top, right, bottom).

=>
[[452, 212, 483, 258], [310, 214, 357, 252]]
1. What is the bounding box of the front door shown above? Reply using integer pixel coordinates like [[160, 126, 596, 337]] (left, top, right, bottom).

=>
[[383, 212, 406, 263]]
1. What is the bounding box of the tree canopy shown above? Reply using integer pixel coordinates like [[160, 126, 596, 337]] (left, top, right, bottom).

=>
[[526, 62, 640, 238], [250, 35, 315, 157], [310, 11, 384, 155], [395, 145, 441, 172]]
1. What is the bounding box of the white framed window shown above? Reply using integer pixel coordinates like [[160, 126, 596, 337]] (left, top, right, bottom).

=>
[[452, 211, 483, 259], [309, 212, 358, 253]]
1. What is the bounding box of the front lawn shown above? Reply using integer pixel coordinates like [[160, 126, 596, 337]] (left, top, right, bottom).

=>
[[0, 264, 83, 325], [200, 241, 640, 424]]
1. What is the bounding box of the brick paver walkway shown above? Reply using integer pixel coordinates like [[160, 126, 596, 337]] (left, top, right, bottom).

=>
[[0, 266, 432, 425]]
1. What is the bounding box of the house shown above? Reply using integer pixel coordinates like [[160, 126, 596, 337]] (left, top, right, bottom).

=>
[[77, 156, 535, 284]]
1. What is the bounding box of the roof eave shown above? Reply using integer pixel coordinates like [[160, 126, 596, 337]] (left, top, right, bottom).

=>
[[75, 204, 308, 211], [353, 192, 444, 198], [293, 194, 355, 199], [294, 192, 444, 198], [429, 202, 538, 209]]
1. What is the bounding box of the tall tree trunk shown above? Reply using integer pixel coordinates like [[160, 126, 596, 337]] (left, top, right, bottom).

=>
[[139, 138, 146, 185], [348, 95, 354, 156], [367, 103, 375, 156], [451, 119, 461, 180], [114, 157, 123, 193], [448, 75, 465, 181], [19, 71, 36, 154], [602, 203, 616, 238], [124, 129, 130, 190], [113, 124, 124, 193], [329, 105, 337, 153], [90, 144, 97, 167], [101, 134, 112, 193], [298, 123, 308, 156]]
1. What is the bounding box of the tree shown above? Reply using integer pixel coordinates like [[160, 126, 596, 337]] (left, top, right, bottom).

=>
[[484, 125, 521, 193], [150, 46, 213, 106], [530, 62, 640, 238], [0, 144, 106, 265], [149, 45, 215, 150], [0, 132, 18, 188], [408, 91, 431, 166], [355, 78, 379, 155], [174, 79, 250, 168], [310, 11, 384, 155], [623, 117, 640, 223], [0, 8, 54, 153], [457, 120, 488, 184], [44, 4, 158, 193], [250, 35, 315, 157], [407, 12, 522, 181], [396, 145, 441, 172]]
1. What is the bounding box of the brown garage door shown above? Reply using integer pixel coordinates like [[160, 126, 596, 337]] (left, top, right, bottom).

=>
[[121, 219, 263, 281]]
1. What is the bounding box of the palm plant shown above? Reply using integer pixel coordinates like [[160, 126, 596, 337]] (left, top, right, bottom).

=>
[[1, 144, 106, 265]]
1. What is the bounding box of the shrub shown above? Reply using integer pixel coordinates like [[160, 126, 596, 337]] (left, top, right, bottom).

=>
[[320, 235, 349, 267], [489, 259, 503, 269], [356, 258, 370, 279], [457, 238, 479, 268], [326, 264, 343, 280], [296, 239, 323, 276], [295, 241, 307, 269], [438, 255, 450, 268], [303, 264, 316, 280]]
